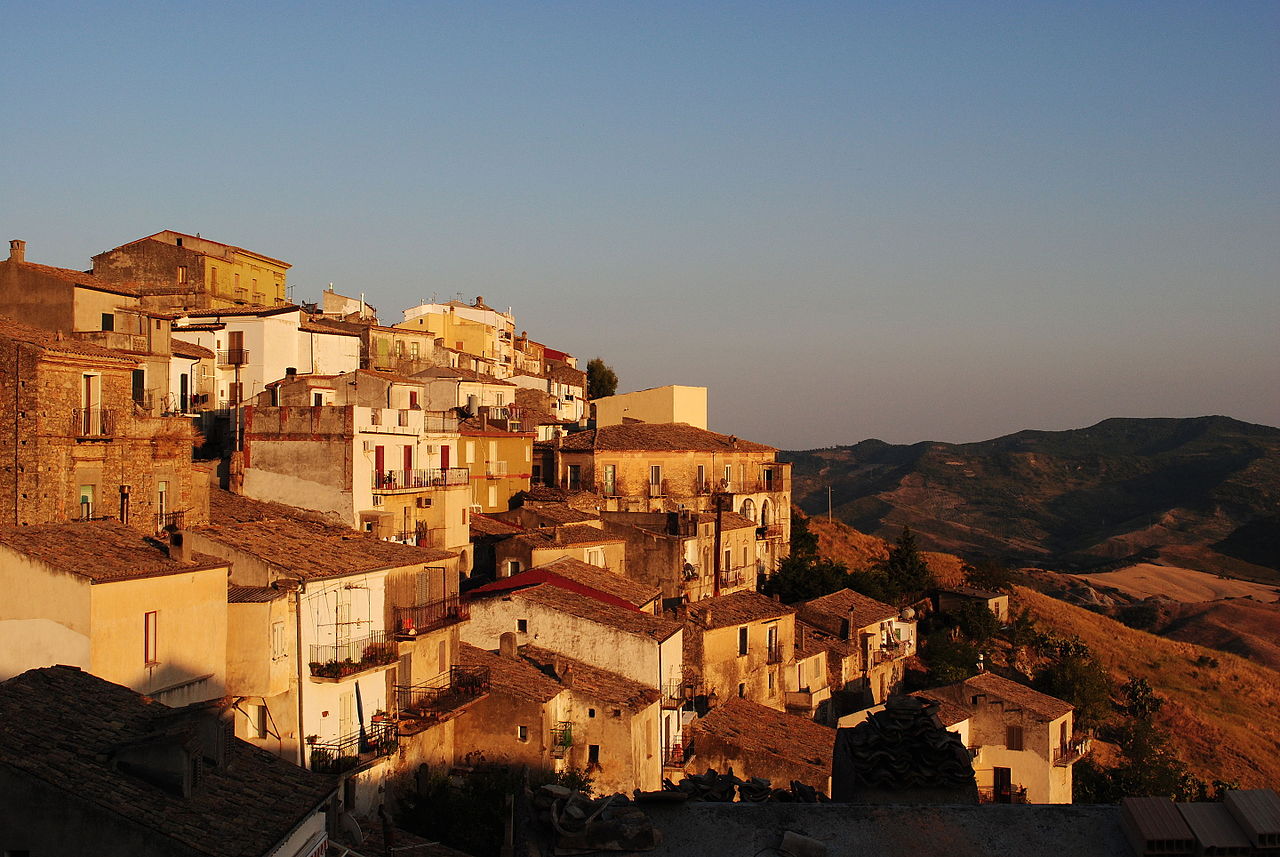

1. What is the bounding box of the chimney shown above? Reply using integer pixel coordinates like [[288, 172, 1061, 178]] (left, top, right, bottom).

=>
[[499, 631, 517, 658], [560, 663, 574, 688], [167, 530, 192, 564], [840, 616, 852, 641], [8, 239, 24, 263]]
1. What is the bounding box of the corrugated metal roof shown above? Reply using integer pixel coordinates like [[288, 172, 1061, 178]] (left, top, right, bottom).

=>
[[1121, 797, 1194, 856], [1225, 789, 1280, 848], [1176, 803, 1251, 853], [228, 585, 284, 603]]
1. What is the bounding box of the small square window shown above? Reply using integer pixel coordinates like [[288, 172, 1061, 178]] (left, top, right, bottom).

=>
[[517, 725, 529, 742], [612, 708, 621, 718], [588, 708, 596, 718], [517, 619, 528, 633]]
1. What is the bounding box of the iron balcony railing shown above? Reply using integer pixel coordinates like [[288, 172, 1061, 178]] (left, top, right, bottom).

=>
[[73, 407, 114, 437], [307, 720, 398, 773], [662, 740, 686, 769], [1053, 736, 1092, 766], [756, 524, 785, 540], [978, 784, 1029, 804], [486, 461, 508, 478], [718, 567, 748, 588], [550, 721, 573, 759], [216, 348, 249, 366], [393, 595, 469, 637], [395, 665, 490, 719], [372, 467, 470, 491], [309, 630, 397, 679], [155, 510, 186, 533]]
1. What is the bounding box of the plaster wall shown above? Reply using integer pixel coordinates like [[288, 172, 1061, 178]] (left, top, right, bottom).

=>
[[592, 386, 708, 430], [0, 549, 92, 679]]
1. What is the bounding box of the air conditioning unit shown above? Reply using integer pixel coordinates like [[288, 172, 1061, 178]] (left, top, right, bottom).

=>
[[416, 497, 432, 508]]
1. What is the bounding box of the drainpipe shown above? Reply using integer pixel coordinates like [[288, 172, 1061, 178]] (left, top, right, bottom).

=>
[[294, 579, 307, 767], [12, 342, 20, 525]]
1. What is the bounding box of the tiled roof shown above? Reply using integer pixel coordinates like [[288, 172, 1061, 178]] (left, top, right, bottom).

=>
[[941, 585, 1006, 600], [795, 621, 831, 659], [209, 488, 350, 526], [698, 511, 757, 531], [173, 322, 225, 332], [0, 315, 139, 362], [414, 366, 515, 385], [458, 643, 562, 704], [4, 259, 141, 296], [559, 423, 776, 454], [183, 304, 299, 319], [692, 696, 835, 774], [109, 230, 290, 267], [525, 557, 659, 608], [546, 365, 586, 386], [949, 671, 1074, 720], [300, 320, 361, 337], [687, 590, 796, 630], [519, 503, 600, 525], [227, 585, 284, 603], [515, 585, 682, 641], [0, 666, 334, 856], [194, 518, 456, 580], [170, 337, 214, 359], [514, 525, 624, 550], [800, 589, 899, 632], [521, 645, 660, 712], [471, 513, 526, 538], [0, 521, 226, 583], [796, 620, 857, 661], [911, 692, 972, 728]]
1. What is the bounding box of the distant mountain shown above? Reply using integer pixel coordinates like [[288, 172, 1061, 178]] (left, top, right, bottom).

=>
[[784, 416, 1280, 577]]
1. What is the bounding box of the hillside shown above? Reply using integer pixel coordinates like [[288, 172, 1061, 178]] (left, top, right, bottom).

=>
[[805, 513, 966, 588], [784, 416, 1280, 577], [1014, 585, 1280, 788]]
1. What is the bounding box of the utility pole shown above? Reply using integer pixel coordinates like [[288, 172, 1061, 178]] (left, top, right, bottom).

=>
[[828, 486, 833, 521]]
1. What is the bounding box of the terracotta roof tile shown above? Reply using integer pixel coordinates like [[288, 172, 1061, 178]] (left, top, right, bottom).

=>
[[183, 304, 299, 319], [560, 423, 776, 454], [932, 671, 1074, 721], [0, 315, 139, 362], [0, 521, 227, 582], [521, 645, 659, 712], [4, 259, 141, 296], [687, 590, 796, 630], [512, 525, 624, 549], [799, 589, 899, 633], [692, 696, 835, 774], [524, 557, 659, 608], [170, 337, 214, 359], [0, 666, 334, 856], [470, 513, 526, 538], [518, 503, 600, 525], [458, 643, 562, 704], [300, 320, 361, 337], [514, 585, 682, 641], [194, 518, 455, 580]]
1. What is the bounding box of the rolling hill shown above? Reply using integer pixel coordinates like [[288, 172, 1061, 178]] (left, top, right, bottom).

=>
[[784, 416, 1280, 578]]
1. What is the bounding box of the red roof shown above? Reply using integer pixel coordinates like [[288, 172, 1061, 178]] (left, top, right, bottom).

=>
[[467, 568, 642, 613]]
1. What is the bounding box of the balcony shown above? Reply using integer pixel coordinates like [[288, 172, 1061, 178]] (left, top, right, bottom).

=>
[[717, 567, 748, 588], [662, 740, 686, 769], [978, 784, 1028, 804], [1053, 736, 1092, 767], [550, 721, 573, 759], [647, 480, 666, 499], [216, 348, 249, 366], [73, 408, 115, 438], [154, 510, 186, 533], [395, 665, 491, 727], [309, 631, 397, 681], [393, 595, 469, 638], [756, 524, 785, 541], [372, 467, 470, 492], [307, 720, 398, 773], [485, 461, 508, 479], [662, 679, 695, 709]]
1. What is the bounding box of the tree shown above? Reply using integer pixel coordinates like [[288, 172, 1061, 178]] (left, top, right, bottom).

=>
[[953, 600, 1001, 644], [962, 559, 1017, 592], [760, 554, 851, 604], [876, 526, 936, 606], [586, 358, 618, 400], [1034, 650, 1112, 729]]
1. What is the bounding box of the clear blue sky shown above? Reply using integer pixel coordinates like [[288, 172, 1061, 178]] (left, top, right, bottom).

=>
[[3, 1, 1276, 449]]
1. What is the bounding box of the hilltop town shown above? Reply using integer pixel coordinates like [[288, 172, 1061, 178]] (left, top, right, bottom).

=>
[[1, 232, 1277, 857]]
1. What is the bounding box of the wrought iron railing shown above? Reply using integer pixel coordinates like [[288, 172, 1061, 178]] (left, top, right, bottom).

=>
[[718, 567, 748, 588], [395, 665, 490, 719], [756, 524, 785, 540], [393, 595, 469, 637], [307, 720, 398, 773], [977, 784, 1028, 804], [216, 348, 249, 366], [1053, 736, 1092, 766], [155, 510, 186, 532], [372, 467, 470, 490], [72, 407, 114, 437], [309, 630, 397, 679]]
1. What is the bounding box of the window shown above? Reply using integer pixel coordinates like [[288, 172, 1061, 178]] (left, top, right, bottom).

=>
[[724, 464, 732, 488], [210, 267, 218, 287], [251, 704, 268, 739], [78, 484, 95, 520], [517, 619, 528, 633], [271, 621, 287, 660], [1006, 725, 1024, 751], [612, 708, 621, 718], [768, 672, 775, 690], [566, 464, 581, 491], [144, 611, 159, 665], [465, 441, 475, 464], [157, 481, 169, 518], [724, 548, 733, 573], [588, 744, 600, 764], [697, 464, 706, 492], [410, 342, 420, 359], [738, 626, 748, 656], [495, 393, 504, 406], [738, 683, 746, 698], [602, 464, 616, 495], [588, 708, 596, 718], [517, 725, 529, 742], [313, 393, 323, 406], [101, 312, 114, 331], [505, 560, 522, 578], [177, 265, 188, 284], [649, 465, 662, 487]]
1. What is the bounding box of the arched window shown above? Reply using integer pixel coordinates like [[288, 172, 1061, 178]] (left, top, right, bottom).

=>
[[740, 498, 756, 522], [759, 499, 772, 527]]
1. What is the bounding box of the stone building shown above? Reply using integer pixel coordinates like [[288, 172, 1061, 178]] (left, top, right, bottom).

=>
[[684, 591, 798, 712], [0, 316, 207, 532], [91, 230, 291, 312]]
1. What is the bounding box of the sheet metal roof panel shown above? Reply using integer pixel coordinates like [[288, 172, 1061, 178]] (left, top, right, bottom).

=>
[[1122, 797, 1195, 855], [1225, 789, 1280, 848], [1177, 803, 1251, 852]]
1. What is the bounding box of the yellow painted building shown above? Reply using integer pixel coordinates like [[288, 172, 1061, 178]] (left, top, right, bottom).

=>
[[592, 385, 708, 429], [460, 420, 534, 513], [0, 521, 229, 708]]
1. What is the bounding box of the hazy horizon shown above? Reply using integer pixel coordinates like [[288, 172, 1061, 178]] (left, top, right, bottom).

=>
[[4, 2, 1276, 449]]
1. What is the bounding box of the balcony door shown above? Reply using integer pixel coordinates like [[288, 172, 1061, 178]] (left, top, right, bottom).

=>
[[993, 766, 1012, 803]]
